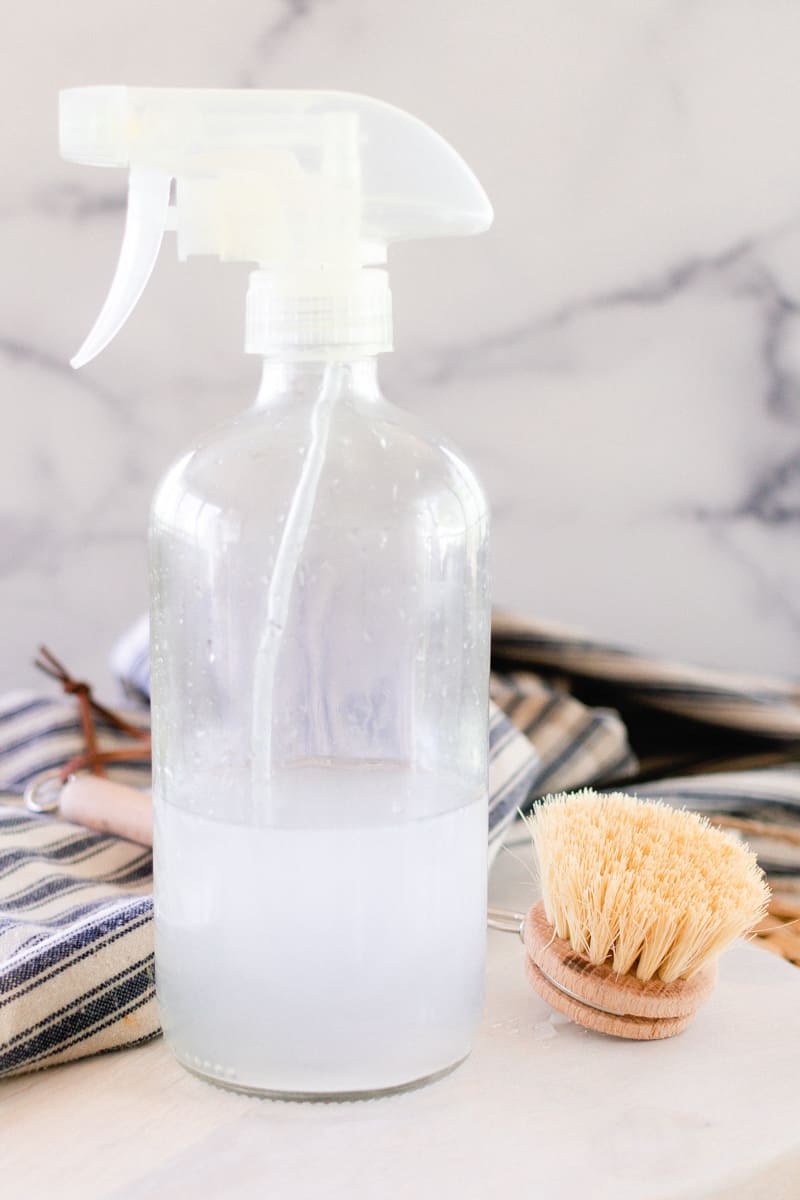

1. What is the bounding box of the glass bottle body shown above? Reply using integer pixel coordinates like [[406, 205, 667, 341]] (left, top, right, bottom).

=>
[[150, 360, 491, 1097]]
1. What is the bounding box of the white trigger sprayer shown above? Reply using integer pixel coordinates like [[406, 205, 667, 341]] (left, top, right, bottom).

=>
[[60, 88, 492, 364], [60, 88, 494, 1098]]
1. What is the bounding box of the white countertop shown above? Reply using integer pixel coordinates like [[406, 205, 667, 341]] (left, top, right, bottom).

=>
[[2, 831, 800, 1200]]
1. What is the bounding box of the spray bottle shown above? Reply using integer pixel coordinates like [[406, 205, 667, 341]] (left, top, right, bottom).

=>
[[60, 87, 493, 1098]]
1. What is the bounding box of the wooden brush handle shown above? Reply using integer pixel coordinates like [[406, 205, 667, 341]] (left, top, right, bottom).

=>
[[523, 901, 717, 1040], [59, 776, 153, 847]]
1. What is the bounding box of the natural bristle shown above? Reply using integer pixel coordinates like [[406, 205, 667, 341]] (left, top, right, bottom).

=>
[[525, 790, 771, 983]]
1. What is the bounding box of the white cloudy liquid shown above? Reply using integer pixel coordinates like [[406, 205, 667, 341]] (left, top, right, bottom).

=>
[[154, 765, 487, 1096]]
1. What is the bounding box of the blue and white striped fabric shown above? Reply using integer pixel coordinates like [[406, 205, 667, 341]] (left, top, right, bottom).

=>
[[492, 611, 800, 741], [0, 683, 160, 1076], [0, 803, 156, 1077], [0, 691, 151, 794]]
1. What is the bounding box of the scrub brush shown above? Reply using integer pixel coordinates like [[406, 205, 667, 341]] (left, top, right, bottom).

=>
[[520, 789, 770, 1040]]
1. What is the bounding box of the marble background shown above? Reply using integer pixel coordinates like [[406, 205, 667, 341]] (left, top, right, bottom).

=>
[[2, 0, 798, 692]]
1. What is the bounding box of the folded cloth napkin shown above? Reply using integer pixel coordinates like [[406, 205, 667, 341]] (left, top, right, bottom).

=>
[[0, 807, 155, 1077], [492, 612, 800, 800], [492, 610, 800, 745]]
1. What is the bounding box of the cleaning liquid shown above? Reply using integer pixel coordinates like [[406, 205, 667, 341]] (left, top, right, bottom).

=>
[[60, 88, 494, 1097], [155, 766, 487, 1095]]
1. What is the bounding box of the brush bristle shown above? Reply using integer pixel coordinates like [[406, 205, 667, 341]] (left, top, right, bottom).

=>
[[525, 790, 771, 983]]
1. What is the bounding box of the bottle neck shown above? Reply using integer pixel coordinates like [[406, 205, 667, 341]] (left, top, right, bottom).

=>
[[245, 268, 393, 359], [253, 357, 381, 410]]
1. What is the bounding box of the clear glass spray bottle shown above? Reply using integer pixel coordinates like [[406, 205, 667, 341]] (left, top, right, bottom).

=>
[[60, 87, 493, 1097]]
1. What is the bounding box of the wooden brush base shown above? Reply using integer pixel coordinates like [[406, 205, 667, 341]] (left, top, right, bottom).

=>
[[522, 901, 717, 1041]]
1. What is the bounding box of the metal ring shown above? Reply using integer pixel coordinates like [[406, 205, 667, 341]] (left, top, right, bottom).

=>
[[487, 906, 527, 936], [24, 768, 64, 814], [530, 959, 623, 1017]]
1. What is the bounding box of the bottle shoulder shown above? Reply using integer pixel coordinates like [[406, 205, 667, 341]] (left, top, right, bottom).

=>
[[152, 393, 489, 539]]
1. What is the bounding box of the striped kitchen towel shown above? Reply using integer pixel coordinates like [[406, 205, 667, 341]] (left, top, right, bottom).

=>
[[0, 806, 155, 1077], [0, 691, 152, 794], [0, 689, 543, 1078], [490, 670, 636, 796], [492, 611, 800, 787], [492, 611, 800, 741]]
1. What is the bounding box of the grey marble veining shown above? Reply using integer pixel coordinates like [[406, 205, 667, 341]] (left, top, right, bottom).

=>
[[1, 0, 798, 693]]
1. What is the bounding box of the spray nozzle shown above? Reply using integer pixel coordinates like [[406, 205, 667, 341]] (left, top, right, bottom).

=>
[[60, 88, 493, 362], [70, 167, 171, 368]]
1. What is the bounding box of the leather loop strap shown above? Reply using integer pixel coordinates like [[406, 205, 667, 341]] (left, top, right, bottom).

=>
[[33, 646, 151, 784]]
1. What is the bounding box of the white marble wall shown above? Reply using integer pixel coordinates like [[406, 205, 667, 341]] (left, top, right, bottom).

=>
[[3, 0, 799, 692]]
